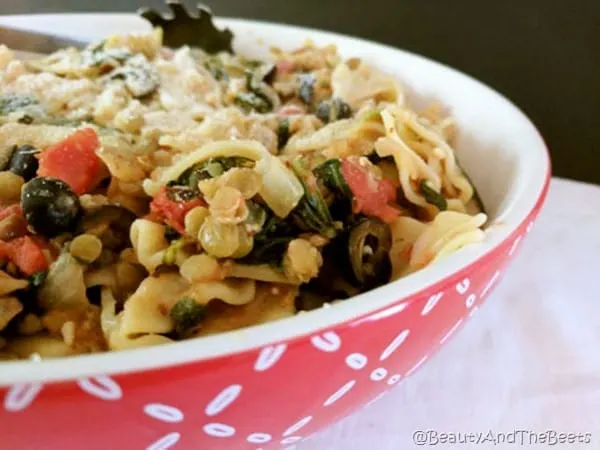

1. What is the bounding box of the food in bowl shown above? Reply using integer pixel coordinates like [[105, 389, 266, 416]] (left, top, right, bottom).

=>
[[0, 24, 486, 360]]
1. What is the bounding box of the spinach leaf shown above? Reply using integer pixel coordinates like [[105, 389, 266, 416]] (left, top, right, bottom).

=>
[[111, 55, 159, 98], [419, 180, 447, 211], [204, 55, 229, 81], [291, 158, 336, 238], [82, 41, 131, 72], [0, 93, 46, 120], [314, 159, 352, 199], [170, 297, 206, 336], [234, 92, 272, 113], [234, 62, 279, 114], [28, 271, 47, 288], [164, 225, 180, 242], [242, 213, 298, 267], [277, 118, 291, 151]]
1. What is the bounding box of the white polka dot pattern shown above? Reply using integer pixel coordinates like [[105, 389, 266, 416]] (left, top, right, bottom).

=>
[[323, 380, 356, 407], [205, 384, 242, 416], [246, 433, 272, 443], [77, 375, 122, 401], [526, 221, 534, 233], [481, 271, 501, 298], [370, 368, 388, 382], [508, 235, 523, 256], [455, 278, 470, 294], [365, 392, 386, 408], [203, 422, 236, 438], [379, 329, 410, 361], [421, 292, 443, 316], [440, 319, 464, 345], [345, 353, 368, 370], [310, 331, 341, 352], [405, 356, 428, 377], [144, 403, 184, 423], [465, 293, 477, 309], [387, 374, 402, 385], [254, 344, 287, 372], [283, 416, 313, 437], [146, 432, 180, 450], [0, 209, 527, 450], [3, 383, 43, 412]]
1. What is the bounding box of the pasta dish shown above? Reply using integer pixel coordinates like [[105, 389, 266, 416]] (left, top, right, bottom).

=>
[[0, 27, 486, 360]]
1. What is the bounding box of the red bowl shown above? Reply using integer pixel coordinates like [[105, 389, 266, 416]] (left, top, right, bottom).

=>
[[0, 14, 551, 450]]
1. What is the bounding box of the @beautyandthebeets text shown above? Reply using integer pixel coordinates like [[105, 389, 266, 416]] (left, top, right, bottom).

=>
[[412, 430, 592, 446]]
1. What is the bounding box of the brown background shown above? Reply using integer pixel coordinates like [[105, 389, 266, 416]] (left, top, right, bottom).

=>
[[2, 0, 598, 183]]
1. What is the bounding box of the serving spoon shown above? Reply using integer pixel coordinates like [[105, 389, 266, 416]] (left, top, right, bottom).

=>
[[0, 0, 234, 59]]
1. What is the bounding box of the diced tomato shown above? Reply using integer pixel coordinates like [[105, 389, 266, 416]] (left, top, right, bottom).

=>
[[341, 157, 401, 223], [37, 128, 103, 195], [278, 105, 306, 116], [276, 60, 296, 75], [149, 187, 206, 235], [0, 236, 49, 276]]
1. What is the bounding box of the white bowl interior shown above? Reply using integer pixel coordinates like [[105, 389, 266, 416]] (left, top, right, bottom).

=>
[[0, 14, 549, 385]]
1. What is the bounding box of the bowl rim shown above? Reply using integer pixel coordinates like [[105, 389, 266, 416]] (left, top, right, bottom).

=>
[[0, 14, 551, 386]]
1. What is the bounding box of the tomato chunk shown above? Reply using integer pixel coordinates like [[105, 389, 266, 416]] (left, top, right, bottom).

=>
[[276, 60, 296, 75], [149, 187, 206, 235], [341, 157, 401, 223], [37, 128, 103, 195], [0, 236, 49, 276]]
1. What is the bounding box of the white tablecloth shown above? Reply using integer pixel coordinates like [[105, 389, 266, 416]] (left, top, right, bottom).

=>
[[304, 178, 600, 449]]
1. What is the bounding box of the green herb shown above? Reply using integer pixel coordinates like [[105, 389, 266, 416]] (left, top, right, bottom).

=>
[[204, 55, 229, 81], [170, 297, 206, 336], [164, 226, 180, 242], [176, 157, 255, 187], [291, 158, 336, 238], [245, 62, 276, 87], [111, 56, 159, 98], [419, 180, 447, 211], [277, 118, 290, 151], [298, 74, 315, 104], [234, 92, 273, 113], [235, 62, 279, 114], [163, 238, 190, 265], [457, 162, 485, 212], [28, 271, 47, 288], [0, 93, 47, 122], [139, 4, 234, 54], [314, 159, 353, 199], [82, 41, 131, 72], [0, 93, 38, 116], [242, 213, 297, 267]]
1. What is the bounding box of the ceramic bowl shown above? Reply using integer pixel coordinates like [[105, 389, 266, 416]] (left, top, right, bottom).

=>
[[0, 14, 550, 450]]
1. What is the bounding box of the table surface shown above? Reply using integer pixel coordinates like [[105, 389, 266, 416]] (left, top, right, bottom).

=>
[[1, 1, 599, 184], [303, 177, 600, 449]]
